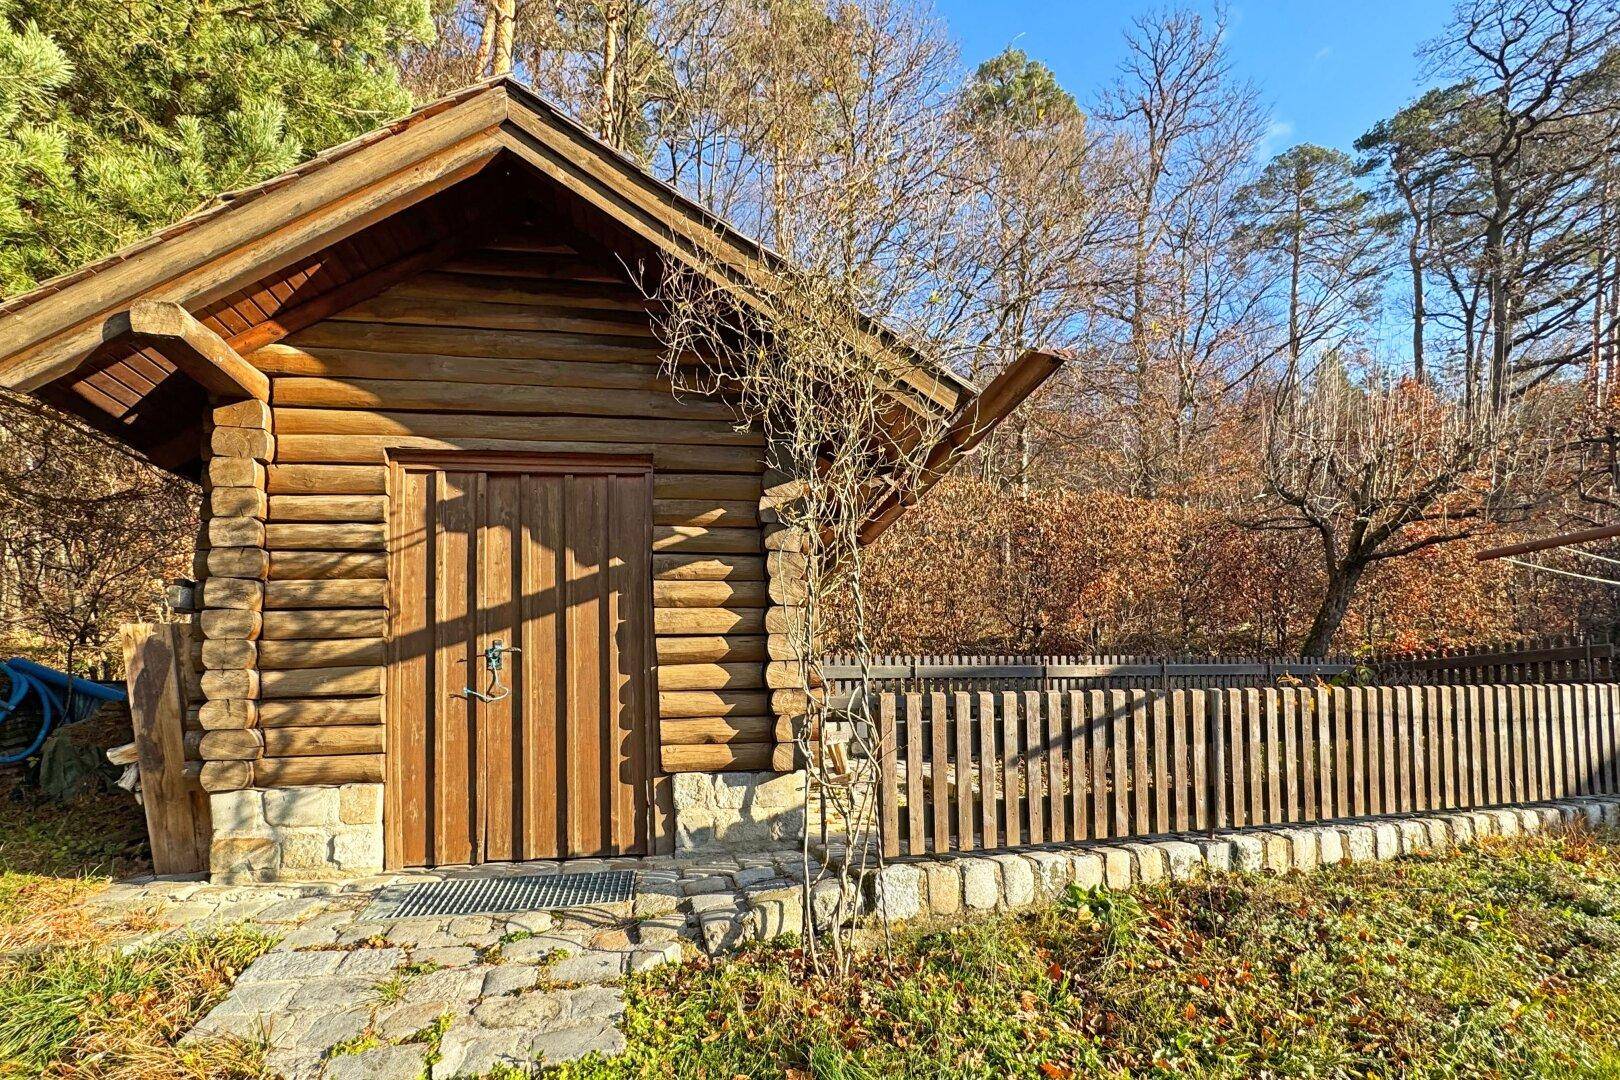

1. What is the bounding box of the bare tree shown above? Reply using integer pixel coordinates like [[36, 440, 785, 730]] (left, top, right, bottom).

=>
[[1248, 364, 1554, 655]]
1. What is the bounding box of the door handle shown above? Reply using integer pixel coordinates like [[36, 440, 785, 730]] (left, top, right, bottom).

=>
[[461, 639, 521, 704]]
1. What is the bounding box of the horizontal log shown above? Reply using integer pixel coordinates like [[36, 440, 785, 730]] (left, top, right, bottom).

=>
[[269, 551, 386, 580], [200, 729, 263, 761], [255, 343, 667, 391], [198, 698, 257, 730], [653, 474, 762, 501], [653, 580, 768, 609], [200, 760, 252, 792], [254, 754, 384, 786], [201, 639, 255, 670], [391, 269, 650, 311], [261, 665, 383, 699], [267, 494, 387, 523], [658, 716, 773, 745], [212, 427, 273, 462], [658, 662, 765, 692], [764, 607, 809, 636], [654, 608, 766, 636], [209, 486, 267, 519], [273, 407, 756, 446], [327, 294, 659, 339], [266, 464, 387, 495], [259, 697, 383, 727], [274, 434, 763, 472], [262, 725, 382, 757], [659, 690, 769, 718], [652, 526, 762, 554], [771, 743, 802, 772], [287, 320, 663, 363], [200, 609, 261, 640], [207, 547, 270, 580], [207, 516, 265, 548], [652, 500, 758, 528], [771, 688, 823, 716], [261, 609, 386, 640], [201, 577, 264, 612], [769, 575, 809, 606], [200, 669, 258, 701], [766, 660, 822, 689], [258, 638, 386, 670], [214, 399, 272, 429], [656, 635, 768, 665], [767, 634, 815, 661], [763, 525, 807, 552], [274, 376, 732, 423], [207, 457, 265, 489], [651, 555, 767, 582], [265, 523, 387, 551], [660, 743, 773, 772], [265, 579, 388, 610]]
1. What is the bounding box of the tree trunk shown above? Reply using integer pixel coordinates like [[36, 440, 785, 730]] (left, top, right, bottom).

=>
[[491, 0, 516, 77], [1300, 561, 1367, 657], [1409, 234, 1425, 383]]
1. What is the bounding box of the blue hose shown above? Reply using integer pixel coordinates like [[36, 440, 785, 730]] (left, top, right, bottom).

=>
[[0, 658, 126, 765]]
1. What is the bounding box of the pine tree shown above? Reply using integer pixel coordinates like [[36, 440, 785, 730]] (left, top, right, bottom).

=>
[[0, 0, 432, 295]]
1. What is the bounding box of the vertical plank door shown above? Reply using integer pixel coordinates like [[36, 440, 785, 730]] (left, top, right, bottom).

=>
[[386, 455, 654, 867]]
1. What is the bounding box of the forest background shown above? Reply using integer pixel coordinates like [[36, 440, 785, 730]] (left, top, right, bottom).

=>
[[3, 0, 1619, 671]]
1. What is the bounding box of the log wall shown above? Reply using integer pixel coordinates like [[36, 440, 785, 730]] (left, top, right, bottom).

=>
[[194, 228, 798, 795]]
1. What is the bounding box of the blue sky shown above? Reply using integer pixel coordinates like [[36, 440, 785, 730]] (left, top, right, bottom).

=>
[[933, 0, 1457, 156]]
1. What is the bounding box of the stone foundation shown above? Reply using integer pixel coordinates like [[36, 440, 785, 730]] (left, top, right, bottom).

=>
[[672, 770, 807, 853], [210, 783, 384, 883]]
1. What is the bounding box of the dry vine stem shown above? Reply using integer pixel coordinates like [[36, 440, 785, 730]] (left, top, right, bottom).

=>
[[654, 253, 961, 975]]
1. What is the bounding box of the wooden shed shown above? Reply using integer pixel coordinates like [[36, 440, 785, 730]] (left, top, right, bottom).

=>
[[0, 78, 1057, 880]]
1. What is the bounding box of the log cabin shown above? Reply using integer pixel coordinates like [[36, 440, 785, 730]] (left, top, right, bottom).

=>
[[0, 78, 1060, 882]]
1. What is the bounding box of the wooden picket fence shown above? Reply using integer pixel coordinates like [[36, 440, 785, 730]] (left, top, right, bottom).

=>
[[828, 637, 1620, 696], [872, 683, 1620, 859]]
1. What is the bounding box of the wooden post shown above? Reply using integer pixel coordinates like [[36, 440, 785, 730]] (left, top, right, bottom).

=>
[[122, 622, 209, 875]]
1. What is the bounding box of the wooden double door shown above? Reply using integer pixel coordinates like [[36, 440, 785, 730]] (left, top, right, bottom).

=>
[[385, 453, 654, 867]]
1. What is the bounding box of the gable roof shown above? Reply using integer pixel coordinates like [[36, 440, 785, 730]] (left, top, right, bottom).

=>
[[0, 77, 1059, 519]]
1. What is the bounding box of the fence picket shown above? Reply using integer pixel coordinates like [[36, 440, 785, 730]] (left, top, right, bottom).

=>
[[878, 694, 899, 859], [954, 691, 974, 851], [1152, 692, 1171, 833], [904, 692, 924, 855], [931, 692, 949, 852], [1089, 690, 1110, 839], [1047, 691, 1068, 843], [1113, 690, 1133, 836], [1001, 690, 1022, 845], [1024, 691, 1046, 846], [1069, 691, 1088, 839], [977, 690, 999, 849]]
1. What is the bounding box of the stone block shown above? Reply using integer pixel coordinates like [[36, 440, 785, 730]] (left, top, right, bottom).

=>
[[1123, 843, 1167, 884], [1421, 818, 1452, 851], [339, 783, 383, 825], [1228, 834, 1265, 872], [1156, 841, 1202, 881], [1371, 823, 1400, 860], [990, 854, 1036, 909], [1280, 829, 1318, 872], [1066, 851, 1104, 889], [1096, 846, 1133, 890], [1465, 811, 1498, 837], [960, 858, 1001, 910], [920, 861, 962, 915], [1395, 819, 1429, 854], [748, 886, 804, 939], [332, 825, 384, 872], [1194, 839, 1233, 873], [263, 786, 339, 828], [1025, 851, 1072, 899], [277, 829, 334, 872], [1340, 826, 1377, 863], [1316, 828, 1344, 866], [870, 864, 923, 923], [212, 836, 277, 882], [1260, 833, 1293, 873], [210, 789, 267, 836], [1444, 814, 1475, 845], [325, 1044, 428, 1080]]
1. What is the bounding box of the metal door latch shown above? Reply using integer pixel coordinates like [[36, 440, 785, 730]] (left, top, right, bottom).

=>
[[461, 639, 521, 703]]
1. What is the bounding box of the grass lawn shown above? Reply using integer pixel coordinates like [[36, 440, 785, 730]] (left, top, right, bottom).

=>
[[561, 827, 1620, 1079], [0, 771, 276, 1079]]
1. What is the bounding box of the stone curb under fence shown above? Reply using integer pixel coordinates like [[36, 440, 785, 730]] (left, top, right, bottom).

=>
[[726, 797, 1620, 943]]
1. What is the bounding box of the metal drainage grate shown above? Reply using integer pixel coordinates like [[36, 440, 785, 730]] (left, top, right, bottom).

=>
[[364, 870, 637, 920]]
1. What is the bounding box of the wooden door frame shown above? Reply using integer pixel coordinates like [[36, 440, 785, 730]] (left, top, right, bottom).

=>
[[382, 448, 660, 869]]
